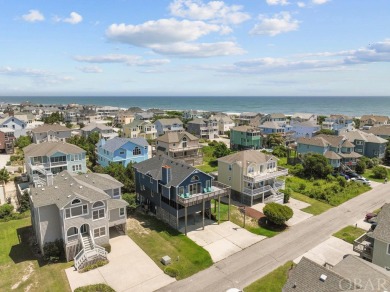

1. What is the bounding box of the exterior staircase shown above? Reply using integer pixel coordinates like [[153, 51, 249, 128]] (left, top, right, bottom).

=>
[[264, 187, 284, 203], [31, 164, 53, 187], [74, 232, 108, 271]]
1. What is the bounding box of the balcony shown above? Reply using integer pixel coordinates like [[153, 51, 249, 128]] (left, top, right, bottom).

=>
[[177, 181, 231, 207], [243, 167, 288, 183], [243, 185, 272, 196], [353, 233, 374, 260], [168, 145, 202, 152]]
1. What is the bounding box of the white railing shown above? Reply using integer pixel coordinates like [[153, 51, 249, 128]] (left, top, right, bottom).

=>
[[73, 232, 107, 270], [243, 168, 288, 182], [243, 185, 272, 196], [74, 249, 87, 270], [273, 180, 285, 191]]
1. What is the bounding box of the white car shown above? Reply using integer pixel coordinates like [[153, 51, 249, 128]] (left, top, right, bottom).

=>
[[351, 177, 371, 185]]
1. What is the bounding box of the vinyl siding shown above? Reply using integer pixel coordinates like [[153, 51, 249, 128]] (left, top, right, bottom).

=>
[[39, 205, 62, 245]]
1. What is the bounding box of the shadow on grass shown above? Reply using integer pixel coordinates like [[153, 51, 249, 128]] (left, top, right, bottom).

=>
[[258, 217, 287, 232], [131, 211, 181, 236]]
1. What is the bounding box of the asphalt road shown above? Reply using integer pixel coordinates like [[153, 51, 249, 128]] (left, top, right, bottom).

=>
[[158, 183, 390, 292]]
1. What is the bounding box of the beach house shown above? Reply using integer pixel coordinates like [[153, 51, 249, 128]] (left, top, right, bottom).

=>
[[187, 118, 219, 139], [81, 123, 117, 140], [31, 124, 72, 144], [230, 126, 263, 150], [122, 119, 157, 140], [343, 130, 387, 158], [154, 118, 184, 136]]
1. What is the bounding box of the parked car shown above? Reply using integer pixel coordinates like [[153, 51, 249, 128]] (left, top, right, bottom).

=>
[[351, 177, 371, 185], [339, 173, 350, 180], [365, 213, 377, 222], [345, 171, 361, 179]]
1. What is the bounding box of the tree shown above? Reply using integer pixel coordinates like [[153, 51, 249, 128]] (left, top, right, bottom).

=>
[[372, 166, 388, 179], [43, 112, 64, 124], [317, 129, 336, 135], [266, 134, 284, 148], [301, 153, 333, 179], [65, 122, 72, 129], [19, 190, 30, 213], [355, 159, 366, 174], [0, 167, 10, 185], [272, 145, 287, 158], [15, 136, 32, 149], [0, 204, 14, 219], [263, 202, 293, 226], [384, 146, 390, 166], [213, 142, 231, 158], [122, 193, 137, 213], [353, 118, 361, 129], [318, 115, 327, 125]]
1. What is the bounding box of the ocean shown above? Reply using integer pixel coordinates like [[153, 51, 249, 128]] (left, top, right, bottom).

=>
[[0, 96, 389, 117]]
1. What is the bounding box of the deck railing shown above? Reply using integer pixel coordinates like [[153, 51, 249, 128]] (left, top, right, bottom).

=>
[[243, 167, 288, 182], [353, 233, 373, 260]]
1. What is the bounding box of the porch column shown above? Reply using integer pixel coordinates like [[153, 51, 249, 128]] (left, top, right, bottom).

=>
[[218, 196, 221, 225], [185, 206, 188, 236], [202, 199, 205, 230], [251, 194, 253, 206]]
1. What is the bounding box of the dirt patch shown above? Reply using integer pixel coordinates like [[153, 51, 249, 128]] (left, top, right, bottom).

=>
[[11, 262, 34, 290], [127, 217, 151, 236], [243, 208, 265, 220]]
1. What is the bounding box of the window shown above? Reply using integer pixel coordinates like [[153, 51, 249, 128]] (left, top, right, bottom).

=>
[[50, 156, 66, 163], [65, 204, 88, 218], [228, 164, 232, 171], [119, 150, 125, 155], [67, 227, 78, 242], [191, 175, 199, 182], [356, 140, 363, 145], [356, 149, 363, 153], [72, 165, 82, 172], [113, 188, 120, 197], [71, 198, 81, 205], [92, 201, 104, 208], [119, 208, 125, 217], [93, 226, 106, 238], [133, 147, 141, 155], [248, 166, 254, 173], [93, 208, 105, 220]]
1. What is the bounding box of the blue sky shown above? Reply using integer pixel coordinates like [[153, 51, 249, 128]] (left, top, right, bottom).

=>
[[1, 0, 390, 96]]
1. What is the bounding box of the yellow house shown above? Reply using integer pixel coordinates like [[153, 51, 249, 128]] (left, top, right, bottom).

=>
[[218, 150, 288, 206]]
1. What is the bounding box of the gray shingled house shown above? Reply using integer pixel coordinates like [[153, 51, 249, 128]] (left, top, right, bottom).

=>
[[30, 170, 128, 270], [30, 124, 72, 144]]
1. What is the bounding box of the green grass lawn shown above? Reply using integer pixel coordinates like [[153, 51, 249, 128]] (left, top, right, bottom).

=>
[[333, 225, 367, 244], [0, 216, 72, 292], [196, 145, 218, 173], [290, 191, 333, 215], [363, 168, 390, 182], [127, 212, 213, 279], [286, 176, 370, 206], [244, 261, 294, 292], [211, 200, 285, 237]]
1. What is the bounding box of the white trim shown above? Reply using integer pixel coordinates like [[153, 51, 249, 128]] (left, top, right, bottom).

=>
[[92, 201, 105, 209], [92, 208, 105, 221], [93, 226, 106, 238], [119, 208, 125, 217], [65, 204, 88, 219]]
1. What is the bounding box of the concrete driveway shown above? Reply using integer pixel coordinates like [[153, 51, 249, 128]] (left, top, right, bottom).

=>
[[66, 235, 175, 292], [186, 221, 265, 263], [0, 154, 10, 169], [294, 236, 359, 266]]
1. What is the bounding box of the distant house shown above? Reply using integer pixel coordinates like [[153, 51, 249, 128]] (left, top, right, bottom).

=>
[[96, 137, 151, 167], [237, 112, 259, 126], [114, 111, 135, 126], [135, 112, 154, 121], [96, 106, 120, 117], [154, 118, 184, 136], [29, 170, 128, 270], [354, 203, 390, 269], [187, 118, 218, 139], [322, 114, 354, 134], [297, 134, 361, 168], [155, 131, 203, 166], [24, 142, 87, 187], [344, 130, 387, 158], [360, 114, 389, 128], [283, 255, 390, 292], [264, 113, 287, 124], [64, 110, 80, 123], [133, 155, 231, 234], [211, 114, 235, 135], [31, 124, 72, 144], [183, 110, 204, 120], [122, 119, 157, 140], [291, 113, 317, 123], [0, 128, 15, 154], [259, 121, 293, 135], [291, 121, 320, 139], [0, 115, 27, 137], [230, 126, 262, 150], [218, 150, 287, 206], [81, 123, 117, 139], [365, 125, 390, 139]]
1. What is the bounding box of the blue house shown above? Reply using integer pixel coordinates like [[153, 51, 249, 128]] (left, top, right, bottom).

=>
[[133, 155, 231, 234], [96, 137, 151, 167]]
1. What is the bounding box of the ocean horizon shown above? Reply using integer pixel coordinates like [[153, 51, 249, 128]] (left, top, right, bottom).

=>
[[1, 96, 390, 117]]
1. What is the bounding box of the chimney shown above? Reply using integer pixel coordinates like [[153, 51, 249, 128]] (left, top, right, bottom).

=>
[[161, 165, 172, 185]]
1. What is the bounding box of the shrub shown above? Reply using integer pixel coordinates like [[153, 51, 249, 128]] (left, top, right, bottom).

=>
[[263, 202, 293, 226], [283, 188, 291, 204], [19, 190, 30, 213], [122, 193, 137, 213], [0, 204, 14, 219], [74, 284, 115, 292], [302, 153, 333, 179], [272, 145, 287, 158], [337, 176, 347, 187], [298, 183, 306, 191], [80, 260, 109, 273], [43, 239, 65, 262], [326, 174, 335, 182], [372, 166, 388, 179], [101, 244, 111, 253], [290, 164, 304, 177], [164, 266, 179, 278], [355, 160, 366, 174]]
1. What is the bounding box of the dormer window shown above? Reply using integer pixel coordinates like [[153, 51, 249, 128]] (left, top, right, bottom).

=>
[[92, 201, 104, 209], [71, 199, 81, 205], [191, 175, 199, 182]]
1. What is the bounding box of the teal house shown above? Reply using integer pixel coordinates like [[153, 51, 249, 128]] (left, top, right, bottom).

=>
[[230, 126, 263, 151]]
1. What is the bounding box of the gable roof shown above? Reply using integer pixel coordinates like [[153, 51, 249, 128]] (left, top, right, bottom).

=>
[[316, 134, 345, 147], [360, 114, 389, 123], [99, 137, 149, 152], [260, 121, 283, 129], [297, 137, 328, 147], [366, 125, 390, 136], [75, 173, 124, 190], [24, 142, 85, 157], [232, 125, 261, 133], [31, 124, 70, 134], [269, 113, 286, 119], [371, 203, 390, 243], [124, 119, 152, 128], [324, 150, 341, 160], [291, 113, 316, 120], [155, 118, 183, 126], [133, 155, 212, 187], [156, 131, 198, 144], [81, 123, 112, 131], [344, 130, 388, 144], [218, 150, 275, 165]]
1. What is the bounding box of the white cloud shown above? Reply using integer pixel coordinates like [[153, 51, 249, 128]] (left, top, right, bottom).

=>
[[54, 12, 83, 24], [151, 41, 245, 58], [297, 2, 306, 8], [312, 0, 330, 5], [250, 12, 300, 36], [169, 0, 251, 24], [22, 10, 45, 22], [106, 18, 224, 46], [77, 66, 103, 73], [64, 12, 83, 24], [73, 54, 171, 66], [266, 0, 290, 6], [0, 66, 73, 84]]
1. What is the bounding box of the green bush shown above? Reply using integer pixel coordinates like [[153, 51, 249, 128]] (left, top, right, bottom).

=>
[[298, 183, 306, 191], [283, 188, 291, 204], [0, 204, 14, 219], [164, 266, 179, 278], [355, 159, 366, 174], [74, 284, 115, 292], [122, 193, 137, 213], [290, 164, 304, 177], [19, 190, 30, 213], [43, 239, 65, 262], [101, 243, 111, 253], [372, 166, 388, 179], [337, 176, 347, 187], [263, 202, 293, 226], [302, 153, 333, 179], [80, 260, 109, 273]]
